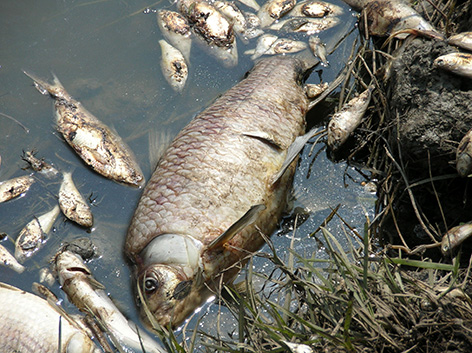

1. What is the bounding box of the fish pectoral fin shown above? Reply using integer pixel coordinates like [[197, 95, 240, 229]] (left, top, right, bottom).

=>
[[271, 128, 326, 186], [242, 131, 284, 150], [207, 204, 266, 250]]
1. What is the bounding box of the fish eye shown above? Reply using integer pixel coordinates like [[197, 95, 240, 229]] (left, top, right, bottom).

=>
[[144, 277, 159, 293]]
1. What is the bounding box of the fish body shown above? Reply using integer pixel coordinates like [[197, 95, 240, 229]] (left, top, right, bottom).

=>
[[126, 56, 309, 328], [0, 282, 99, 353], [0, 175, 34, 203], [258, 0, 297, 27], [15, 204, 60, 262], [245, 33, 279, 59], [24, 71, 144, 186], [55, 250, 166, 353], [159, 40, 189, 92], [58, 172, 93, 227], [434, 52, 472, 79], [456, 127, 472, 177], [0, 243, 25, 273], [214, 1, 247, 38], [270, 16, 340, 34], [22, 150, 59, 179], [309, 35, 328, 66], [441, 222, 472, 255], [327, 85, 373, 150], [448, 32, 472, 52], [156, 10, 192, 60], [289, 0, 344, 18]]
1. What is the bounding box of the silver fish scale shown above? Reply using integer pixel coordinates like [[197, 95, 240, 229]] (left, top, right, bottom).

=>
[[126, 56, 307, 261]]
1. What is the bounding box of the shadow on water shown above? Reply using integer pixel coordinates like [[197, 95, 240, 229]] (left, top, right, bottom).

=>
[[0, 0, 373, 350]]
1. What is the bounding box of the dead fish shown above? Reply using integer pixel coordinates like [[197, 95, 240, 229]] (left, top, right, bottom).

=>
[[58, 171, 93, 227], [357, 0, 442, 40], [434, 52, 472, 79], [242, 11, 265, 39], [270, 16, 340, 34], [448, 32, 472, 52], [0, 282, 99, 353], [23, 71, 144, 186], [159, 39, 189, 93], [267, 38, 308, 55], [156, 10, 192, 60], [125, 56, 312, 328], [244, 33, 279, 59], [258, 0, 297, 27], [441, 222, 472, 255], [456, 127, 472, 177], [305, 82, 329, 99], [327, 85, 374, 150], [0, 243, 25, 273], [0, 175, 34, 203], [289, 0, 344, 18], [22, 150, 59, 179], [15, 204, 60, 262], [214, 1, 247, 38], [308, 35, 328, 66], [55, 250, 166, 353], [39, 267, 56, 286], [187, 1, 239, 67]]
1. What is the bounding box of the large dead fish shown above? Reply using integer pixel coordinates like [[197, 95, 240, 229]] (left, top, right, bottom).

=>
[[23, 71, 144, 186], [0, 282, 100, 353], [126, 55, 314, 328]]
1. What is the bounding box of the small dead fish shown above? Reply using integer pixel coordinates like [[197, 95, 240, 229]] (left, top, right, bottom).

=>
[[14, 204, 60, 262], [289, 0, 344, 18], [360, 0, 442, 39], [242, 11, 265, 39], [214, 1, 247, 38], [58, 171, 93, 227], [456, 127, 472, 177], [55, 250, 166, 353], [434, 52, 472, 79], [305, 82, 329, 99], [266, 38, 308, 55], [0, 175, 34, 203], [308, 35, 328, 66], [0, 243, 25, 273], [159, 40, 189, 93], [23, 71, 144, 186], [156, 10, 192, 60], [441, 222, 472, 255], [270, 16, 340, 34], [327, 85, 374, 150], [22, 150, 59, 179], [39, 267, 56, 286], [448, 32, 472, 52], [0, 282, 99, 353], [244, 33, 279, 59], [258, 0, 297, 27]]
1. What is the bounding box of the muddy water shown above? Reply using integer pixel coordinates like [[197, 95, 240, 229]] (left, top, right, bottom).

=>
[[0, 0, 373, 350]]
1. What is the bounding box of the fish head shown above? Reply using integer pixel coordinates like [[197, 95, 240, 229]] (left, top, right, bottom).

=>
[[137, 263, 210, 329]]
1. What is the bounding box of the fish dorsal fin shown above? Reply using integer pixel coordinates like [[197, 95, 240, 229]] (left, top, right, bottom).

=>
[[271, 127, 326, 186], [242, 131, 283, 150], [207, 204, 266, 250]]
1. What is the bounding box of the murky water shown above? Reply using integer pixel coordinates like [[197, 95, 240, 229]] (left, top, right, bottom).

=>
[[0, 0, 374, 351]]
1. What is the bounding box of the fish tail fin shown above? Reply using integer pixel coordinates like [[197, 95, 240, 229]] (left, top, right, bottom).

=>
[[23, 70, 70, 100]]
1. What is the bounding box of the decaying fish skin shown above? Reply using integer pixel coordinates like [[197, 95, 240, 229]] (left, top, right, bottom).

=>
[[0, 243, 25, 273], [270, 16, 340, 34], [59, 171, 93, 227], [289, 0, 344, 18], [448, 32, 472, 52], [245, 33, 279, 59], [456, 127, 472, 177], [305, 82, 329, 99], [23, 71, 145, 187], [258, 0, 297, 27], [15, 204, 60, 263], [214, 1, 247, 38], [267, 38, 308, 55], [0, 282, 100, 353], [186, 1, 239, 67], [159, 40, 189, 93], [55, 250, 166, 353], [126, 56, 311, 328], [357, 0, 442, 40], [327, 85, 374, 151], [0, 175, 34, 203], [308, 35, 328, 66], [242, 11, 265, 40], [22, 150, 59, 179], [156, 10, 192, 60], [441, 222, 472, 255], [434, 52, 472, 79]]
